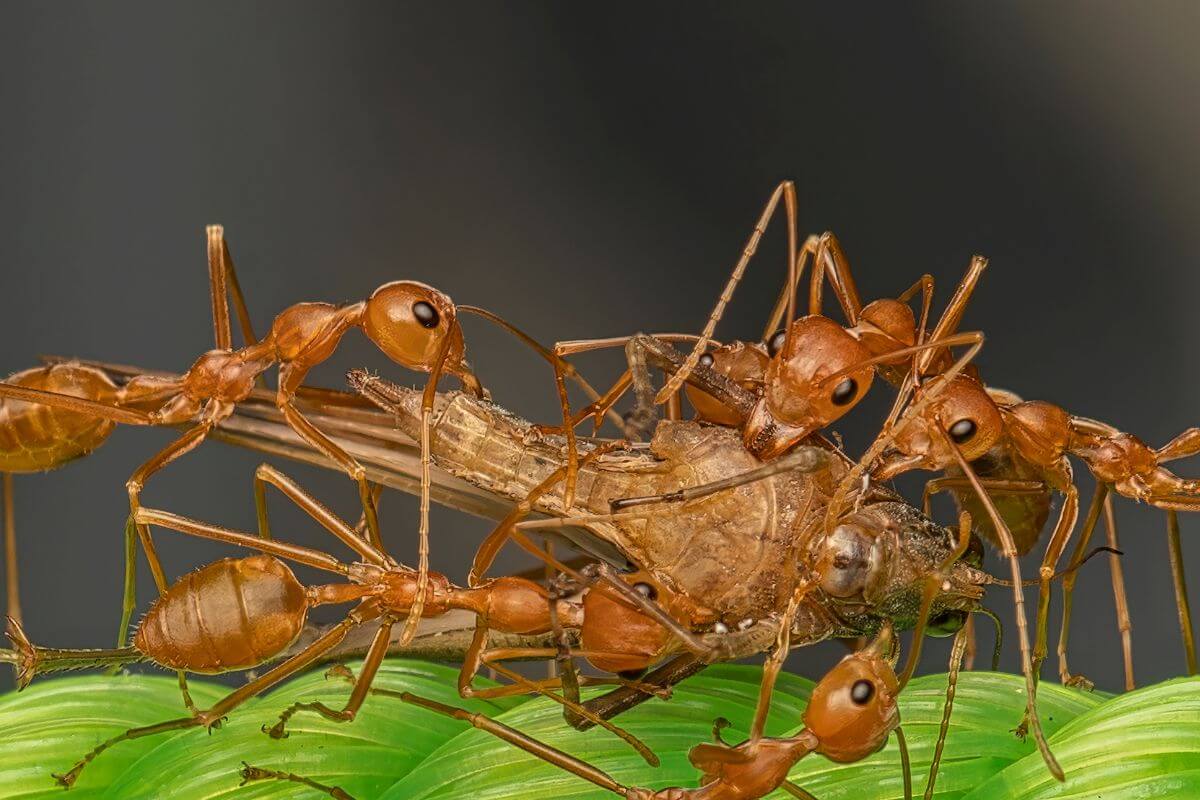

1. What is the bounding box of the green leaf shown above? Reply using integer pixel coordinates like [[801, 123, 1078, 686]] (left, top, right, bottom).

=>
[[961, 676, 1200, 799], [101, 661, 525, 800], [380, 665, 815, 799], [0, 673, 225, 799]]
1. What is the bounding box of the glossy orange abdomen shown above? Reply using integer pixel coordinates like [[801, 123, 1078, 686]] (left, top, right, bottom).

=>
[[0, 364, 119, 473], [135, 555, 308, 674]]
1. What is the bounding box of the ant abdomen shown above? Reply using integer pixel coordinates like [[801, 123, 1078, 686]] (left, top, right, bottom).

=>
[[134, 555, 308, 674], [0, 364, 119, 472]]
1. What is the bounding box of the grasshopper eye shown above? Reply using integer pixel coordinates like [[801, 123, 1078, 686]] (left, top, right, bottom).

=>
[[831, 377, 857, 406], [818, 523, 882, 598], [926, 609, 968, 637], [948, 418, 977, 443]]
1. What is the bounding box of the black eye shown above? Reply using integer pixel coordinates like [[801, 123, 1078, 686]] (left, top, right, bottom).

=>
[[948, 418, 976, 443], [831, 378, 857, 406], [926, 610, 968, 638], [850, 679, 874, 705], [699, 352, 715, 368], [633, 582, 657, 601], [767, 329, 787, 357], [412, 301, 440, 329]]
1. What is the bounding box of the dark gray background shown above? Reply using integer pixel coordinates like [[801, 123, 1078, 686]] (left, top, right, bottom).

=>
[[2, 2, 1198, 695]]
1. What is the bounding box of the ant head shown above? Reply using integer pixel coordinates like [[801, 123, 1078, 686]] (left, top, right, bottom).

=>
[[803, 625, 900, 763], [877, 375, 1003, 478], [684, 341, 769, 426], [857, 298, 916, 361], [362, 281, 467, 377], [743, 316, 875, 458]]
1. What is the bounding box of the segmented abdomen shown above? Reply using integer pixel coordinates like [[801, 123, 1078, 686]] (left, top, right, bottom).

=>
[[0, 364, 118, 472], [135, 555, 308, 674]]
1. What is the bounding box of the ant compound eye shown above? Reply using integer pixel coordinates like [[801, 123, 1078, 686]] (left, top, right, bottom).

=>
[[926, 609, 968, 637], [633, 582, 657, 601], [412, 300, 440, 329], [850, 679, 874, 705], [699, 352, 715, 368], [948, 418, 977, 444], [766, 329, 788, 358], [831, 378, 857, 406]]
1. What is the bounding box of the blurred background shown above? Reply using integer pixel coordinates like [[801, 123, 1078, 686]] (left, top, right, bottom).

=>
[[2, 2, 1199, 695]]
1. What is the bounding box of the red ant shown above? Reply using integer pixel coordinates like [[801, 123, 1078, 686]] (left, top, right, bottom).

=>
[[0, 226, 609, 649]]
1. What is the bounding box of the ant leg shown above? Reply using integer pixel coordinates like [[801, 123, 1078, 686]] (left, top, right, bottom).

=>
[[659, 180, 797, 405], [206, 225, 258, 350], [239, 763, 355, 800], [936, 428, 1062, 781], [277, 399, 381, 548], [924, 625, 970, 800], [762, 234, 821, 339], [808, 231, 863, 322], [0, 382, 157, 426], [121, 419, 215, 650], [398, 691, 629, 796], [1166, 510, 1197, 674], [916, 255, 987, 376], [134, 506, 350, 574], [1102, 494, 1134, 690], [3, 474, 19, 627], [53, 611, 366, 788], [1056, 483, 1107, 689], [252, 464, 389, 565], [921, 477, 1045, 517], [1030, 468, 1079, 682], [266, 618, 394, 738], [207, 225, 234, 351]]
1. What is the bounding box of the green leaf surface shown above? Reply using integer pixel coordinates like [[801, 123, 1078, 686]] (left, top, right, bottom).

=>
[[0, 673, 225, 799], [1, 663, 1194, 800], [962, 677, 1200, 799], [101, 661, 524, 800], [381, 663, 816, 800]]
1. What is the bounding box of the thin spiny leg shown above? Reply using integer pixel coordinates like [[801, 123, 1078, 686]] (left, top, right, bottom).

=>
[[1031, 469, 1079, 680], [924, 625, 970, 800], [239, 763, 355, 800], [749, 584, 807, 740], [1167, 510, 1197, 674], [658, 180, 797, 404]]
